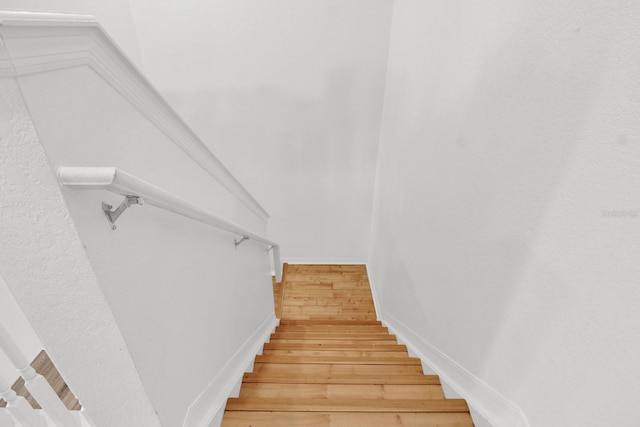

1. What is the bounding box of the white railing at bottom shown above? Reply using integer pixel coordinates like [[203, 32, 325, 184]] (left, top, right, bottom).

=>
[[57, 167, 283, 282], [0, 325, 93, 426]]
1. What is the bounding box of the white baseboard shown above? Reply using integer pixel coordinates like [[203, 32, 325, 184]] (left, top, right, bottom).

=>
[[282, 257, 367, 265], [182, 314, 279, 427], [380, 311, 529, 427]]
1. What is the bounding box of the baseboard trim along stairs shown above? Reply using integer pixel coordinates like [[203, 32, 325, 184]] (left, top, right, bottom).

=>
[[218, 264, 477, 426], [182, 313, 279, 427], [366, 267, 529, 427]]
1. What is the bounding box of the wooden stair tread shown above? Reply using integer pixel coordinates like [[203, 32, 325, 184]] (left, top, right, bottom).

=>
[[252, 363, 424, 375], [255, 355, 421, 365], [242, 373, 440, 385], [264, 342, 407, 351], [272, 331, 395, 339], [225, 397, 469, 412], [224, 264, 474, 426], [277, 325, 389, 334], [279, 320, 382, 326], [268, 338, 397, 345], [222, 412, 475, 427], [238, 384, 446, 400], [262, 350, 410, 358]]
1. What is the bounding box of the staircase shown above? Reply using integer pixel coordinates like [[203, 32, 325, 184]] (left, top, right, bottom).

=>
[[222, 264, 475, 426]]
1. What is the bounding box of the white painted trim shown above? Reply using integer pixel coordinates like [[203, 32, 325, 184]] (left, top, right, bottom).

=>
[[380, 311, 529, 427], [364, 263, 382, 321], [0, 11, 270, 223], [182, 314, 279, 427], [282, 258, 368, 265]]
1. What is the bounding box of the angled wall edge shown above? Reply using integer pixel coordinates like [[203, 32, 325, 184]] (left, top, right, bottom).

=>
[[0, 11, 270, 223]]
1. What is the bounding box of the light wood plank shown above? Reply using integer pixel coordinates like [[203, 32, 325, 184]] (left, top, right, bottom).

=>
[[254, 355, 421, 365], [242, 372, 440, 385], [263, 342, 407, 352], [271, 331, 395, 339], [252, 363, 424, 376], [222, 412, 475, 427], [262, 350, 410, 358], [225, 397, 469, 412], [238, 384, 446, 400]]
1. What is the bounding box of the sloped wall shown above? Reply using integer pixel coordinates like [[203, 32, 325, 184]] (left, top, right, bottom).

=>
[[0, 20, 276, 427], [129, 0, 395, 263], [369, 1, 640, 426]]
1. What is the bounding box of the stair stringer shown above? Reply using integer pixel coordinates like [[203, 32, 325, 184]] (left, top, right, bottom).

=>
[[379, 311, 529, 427], [182, 313, 279, 427]]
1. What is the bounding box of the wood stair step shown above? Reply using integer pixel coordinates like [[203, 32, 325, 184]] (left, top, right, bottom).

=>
[[278, 320, 383, 326], [263, 342, 406, 351], [274, 327, 389, 333], [222, 411, 474, 427], [242, 373, 440, 385], [238, 384, 446, 400], [271, 331, 396, 340], [262, 350, 410, 358], [268, 338, 396, 345], [225, 397, 469, 413], [252, 363, 424, 376], [254, 355, 421, 365], [227, 265, 474, 426]]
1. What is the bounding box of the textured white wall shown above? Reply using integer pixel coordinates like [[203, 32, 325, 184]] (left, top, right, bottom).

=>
[[369, 1, 640, 426], [129, 0, 394, 262], [0, 76, 161, 426], [13, 63, 275, 427]]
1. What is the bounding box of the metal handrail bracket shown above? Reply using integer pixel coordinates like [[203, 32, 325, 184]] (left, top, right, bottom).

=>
[[58, 167, 283, 282]]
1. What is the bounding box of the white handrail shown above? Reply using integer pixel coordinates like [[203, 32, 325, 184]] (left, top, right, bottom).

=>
[[57, 167, 283, 282]]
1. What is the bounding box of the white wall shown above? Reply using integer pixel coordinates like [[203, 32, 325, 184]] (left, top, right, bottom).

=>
[[1, 19, 277, 427], [129, 0, 394, 262], [18, 65, 273, 427], [0, 74, 161, 426], [369, 1, 640, 426]]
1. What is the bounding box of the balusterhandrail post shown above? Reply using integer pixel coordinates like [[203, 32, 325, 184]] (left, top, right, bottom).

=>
[[0, 373, 45, 426], [0, 324, 80, 426]]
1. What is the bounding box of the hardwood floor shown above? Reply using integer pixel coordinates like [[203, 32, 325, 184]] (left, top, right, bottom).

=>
[[223, 264, 475, 426]]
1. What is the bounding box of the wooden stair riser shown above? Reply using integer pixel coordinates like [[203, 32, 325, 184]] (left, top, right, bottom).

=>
[[254, 355, 421, 365], [263, 342, 407, 352], [222, 412, 474, 427], [262, 350, 410, 358], [225, 397, 470, 413], [278, 320, 383, 326], [274, 326, 389, 333], [271, 332, 396, 340], [268, 338, 394, 345], [238, 384, 446, 400], [242, 373, 440, 385], [252, 363, 424, 376]]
